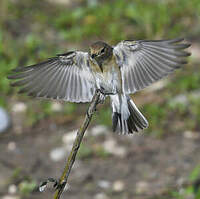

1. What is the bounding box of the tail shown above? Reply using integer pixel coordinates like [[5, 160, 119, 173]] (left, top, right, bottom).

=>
[[111, 95, 148, 134]]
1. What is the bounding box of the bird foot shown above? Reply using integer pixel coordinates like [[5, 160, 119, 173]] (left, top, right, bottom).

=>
[[97, 88, 116, 96]]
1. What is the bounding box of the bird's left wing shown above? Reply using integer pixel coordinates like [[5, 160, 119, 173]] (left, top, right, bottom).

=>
[[113, 38, 191, 94], [8, 51, 95, 102]]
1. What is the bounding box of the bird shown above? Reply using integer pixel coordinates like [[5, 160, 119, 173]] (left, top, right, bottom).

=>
[[8, 38, 191, 134]]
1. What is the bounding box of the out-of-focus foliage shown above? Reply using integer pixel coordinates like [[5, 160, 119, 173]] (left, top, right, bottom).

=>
[[1, 0, 199, 93], [0, 0, 199, 133], [0, 1, 200, 198], [169, 164, 200, 199]]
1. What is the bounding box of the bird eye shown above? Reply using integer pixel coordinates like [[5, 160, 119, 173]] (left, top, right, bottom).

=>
[[91, 54, 96, 59], [101, 47, 105, 54]]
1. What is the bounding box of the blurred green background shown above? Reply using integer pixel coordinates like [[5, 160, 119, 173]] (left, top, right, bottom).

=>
[[0, 0, 200, 199]]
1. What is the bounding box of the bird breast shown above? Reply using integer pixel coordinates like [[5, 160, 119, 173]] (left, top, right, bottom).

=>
[[94, 64, 121, 94]]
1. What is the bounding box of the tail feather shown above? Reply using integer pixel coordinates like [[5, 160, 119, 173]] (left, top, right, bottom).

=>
[[111, 95, 148, 134], [112, 112, 119, 132], [127, 99, 148, 130], [127, 112, 139, 133]]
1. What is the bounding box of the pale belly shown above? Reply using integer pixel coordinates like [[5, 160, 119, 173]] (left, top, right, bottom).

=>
[[94, 69, 121, 94]]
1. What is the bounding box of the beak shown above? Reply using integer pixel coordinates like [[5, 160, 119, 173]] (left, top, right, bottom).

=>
[[91, 54, 103, 72]]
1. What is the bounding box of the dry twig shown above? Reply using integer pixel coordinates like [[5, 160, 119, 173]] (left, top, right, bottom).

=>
[[53, 90, 101, 199]]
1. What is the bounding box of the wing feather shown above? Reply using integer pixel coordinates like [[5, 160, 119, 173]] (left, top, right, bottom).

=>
[[45, 63, 64, 98], [65, 66, 73, 101], [136, 62, 148, 88], [113, 38, 191, 93], [62, 66, 71, 101], [8, 51, 95, 102], [32, 62, 61, 97], [54, 67, 67, 99]]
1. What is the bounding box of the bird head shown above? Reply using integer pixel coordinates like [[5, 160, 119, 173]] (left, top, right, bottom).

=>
[[89, 41, 113, 72]]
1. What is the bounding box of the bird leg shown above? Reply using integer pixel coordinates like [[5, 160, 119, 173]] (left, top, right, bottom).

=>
[[97, 87, 116, 96]]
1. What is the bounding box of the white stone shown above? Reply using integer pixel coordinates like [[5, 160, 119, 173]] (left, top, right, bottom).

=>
[[177, 177, 187, 186], [12, 102, 27, 113], [47, 0, 71, 6], [169, 89, 200, 106], [94, 193, 109, 199], [135, 181, 149, 194], [112, 180, 125, 192], [8, 184, 17, 194], [62, 130, 77, 145], [103, 139, 115, 151], [184, 131, 199, 139], [97, 180, 111, 189], [90, 125, 108, 136], [51, 102, 62, 112], [49, 147, 66, 162], [7, 142, 16, 151], [114, 147, 127, 157], [190, 44, 200, 60], [0, 107, 10, 133], [170, 94, 188, 105], [2, 195, 18, 199], [103, 139, 126, 157]]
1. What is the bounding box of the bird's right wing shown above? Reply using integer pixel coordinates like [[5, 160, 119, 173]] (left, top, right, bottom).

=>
[[113, 38, 191, 94], [8, 51, 95, 102]]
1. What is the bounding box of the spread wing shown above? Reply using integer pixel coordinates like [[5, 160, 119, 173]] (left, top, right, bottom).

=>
[[8, 51, 95, 102], [113, 38, 191, 94]]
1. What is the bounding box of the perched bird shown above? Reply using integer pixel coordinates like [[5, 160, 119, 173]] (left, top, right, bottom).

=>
[[8, 38, 191, 134]]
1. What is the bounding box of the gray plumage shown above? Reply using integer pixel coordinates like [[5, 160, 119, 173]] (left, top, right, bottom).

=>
[[8, 38, 191, 134], [8, 51, 95, 102], [113, 38, 191, 93]]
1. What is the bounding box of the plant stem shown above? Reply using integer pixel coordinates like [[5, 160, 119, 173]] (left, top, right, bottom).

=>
[[53, 90, 101, 199]]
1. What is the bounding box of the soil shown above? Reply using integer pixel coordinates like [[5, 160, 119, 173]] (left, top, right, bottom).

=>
[[0, 116, 200, 199]]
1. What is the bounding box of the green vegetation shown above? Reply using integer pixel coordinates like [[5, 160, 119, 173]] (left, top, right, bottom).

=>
[[142, 103, 167, 137], [168, 164, 200, 199], [77, 144, 93, 159], [19, 180, 37, 197], [78, 143, 110, 160], [167, 66, 200, 94], [1, 0, 199, 93], [96, 104, 112, 128], [1, 0, 200, 198], [0, 0, 199, 133], [141, 66, 200, 137]]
